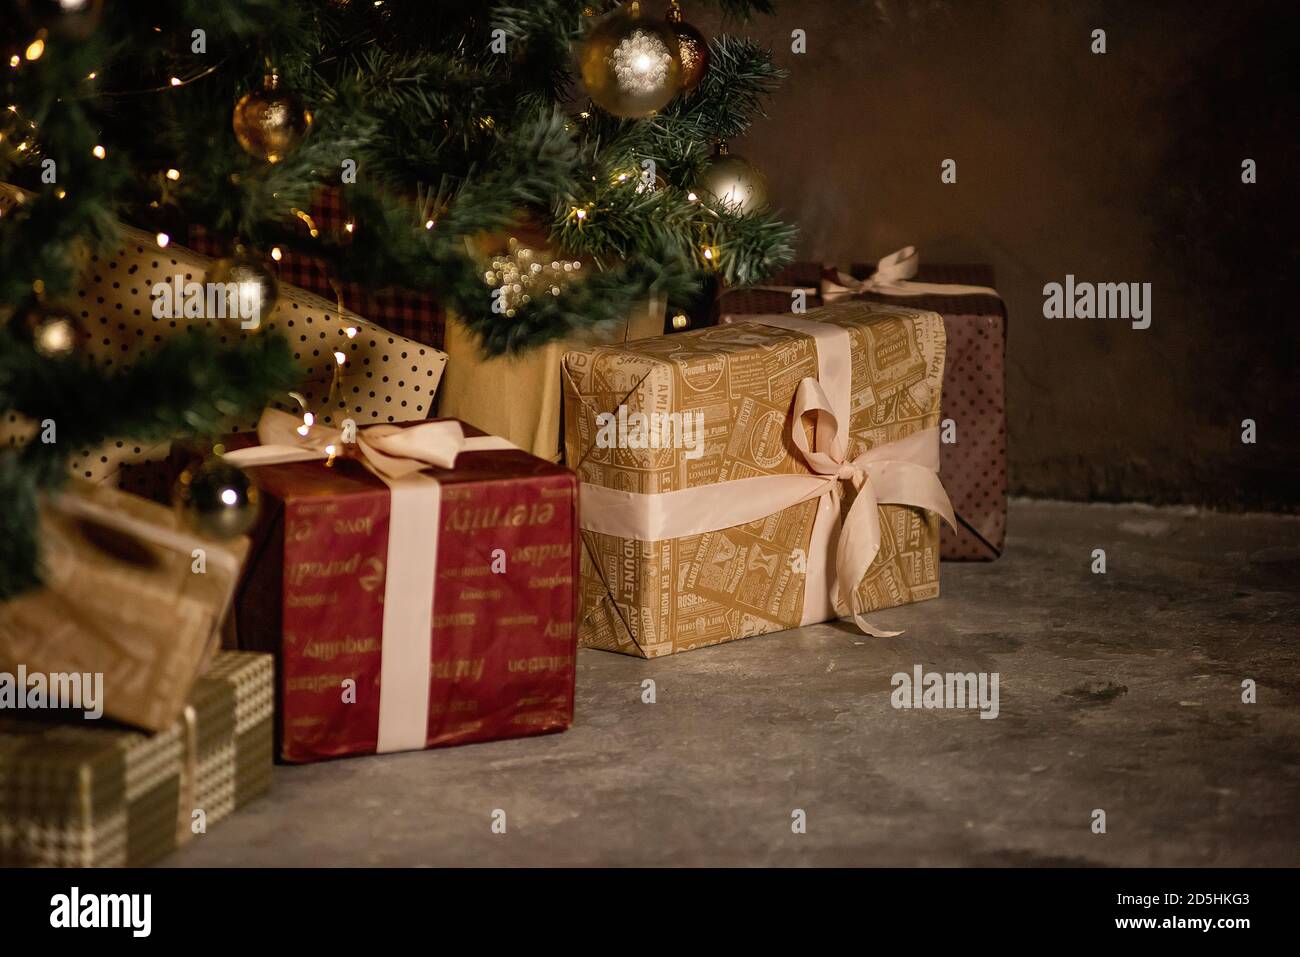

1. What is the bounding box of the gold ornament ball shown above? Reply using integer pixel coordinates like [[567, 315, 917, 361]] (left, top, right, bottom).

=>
[[232, 75, 312, 163], [174, 459, 260, 540], [579, 2, 683, 119], [14, 302, 84, 358], [666, 5, 710, 92], [699, 152, 768, 214], [206, 249, 279, 332]]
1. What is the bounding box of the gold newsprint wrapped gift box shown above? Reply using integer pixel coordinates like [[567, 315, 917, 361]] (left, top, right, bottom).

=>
[[562, 301, 953, 657], [0, 480, 247, 732], [0, 651, 272, 867]]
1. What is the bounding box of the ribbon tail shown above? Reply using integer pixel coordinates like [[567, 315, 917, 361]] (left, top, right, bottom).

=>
[[850, 613, 904, 639], [869, 460, 957, 532], [833, 484, 882, 622], [223, 444, 327, 468]]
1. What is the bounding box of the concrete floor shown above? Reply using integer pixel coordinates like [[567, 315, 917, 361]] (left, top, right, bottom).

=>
[[168, 500, 1300, 867]]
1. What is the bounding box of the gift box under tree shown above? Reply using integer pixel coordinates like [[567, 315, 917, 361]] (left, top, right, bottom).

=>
[[0, 479, 247, 733], [223, 412, 579, 762], [563, 299, 955, 657], [0, 650, 272, 867], [0, 184, 448, 501], [718, 249, 1008, 561]]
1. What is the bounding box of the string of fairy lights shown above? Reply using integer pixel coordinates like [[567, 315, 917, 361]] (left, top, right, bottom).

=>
[[4, 0, 772, 532]]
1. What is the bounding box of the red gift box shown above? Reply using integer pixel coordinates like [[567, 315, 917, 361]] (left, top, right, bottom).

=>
[[228, 417, 578, 762], [718, 256, 1008, 561]]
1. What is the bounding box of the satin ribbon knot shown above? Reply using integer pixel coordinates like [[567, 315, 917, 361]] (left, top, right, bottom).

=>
[[788, 375, 956, 636], [821, 245, 1002, 302], [223, 408, 515, 478]]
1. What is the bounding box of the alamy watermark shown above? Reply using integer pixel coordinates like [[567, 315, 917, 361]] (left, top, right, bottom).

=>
[[0, 666, 103, 719], [1042, 275, 1151, 329], [891, 664, 999, 719], [151, 274, 263, 329], [594, 405, 705, 460]]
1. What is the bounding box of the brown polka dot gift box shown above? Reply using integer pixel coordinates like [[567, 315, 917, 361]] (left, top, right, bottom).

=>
[[0, 185, 448, 497], [718, 250, 1008, 561]]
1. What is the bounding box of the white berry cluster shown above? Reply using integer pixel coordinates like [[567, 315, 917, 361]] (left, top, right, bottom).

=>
[[483, 238, 582, 317]]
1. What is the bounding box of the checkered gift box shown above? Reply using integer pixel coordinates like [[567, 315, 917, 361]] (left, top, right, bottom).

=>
[[0, 651, 272, 867]]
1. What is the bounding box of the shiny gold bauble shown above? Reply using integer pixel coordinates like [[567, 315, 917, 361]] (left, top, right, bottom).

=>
[[16, 0, 103, 38], [174, 459, 260, 540], [13, 302, 84, 357], [232, 74, 312, 163], [579, 1, 682, 119], [698, 149, 768, 214], [666, 3, 710, 92], [205, 248, 279, 332]]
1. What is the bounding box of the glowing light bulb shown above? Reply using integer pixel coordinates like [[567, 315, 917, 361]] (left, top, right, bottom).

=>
[[25, 39, 45, 62], [270, 247, 282, 262], [156, 232, 170, 248], [92, 145, 106, 159], [166, 168, 180, 181], [220, 488, 239, 506]]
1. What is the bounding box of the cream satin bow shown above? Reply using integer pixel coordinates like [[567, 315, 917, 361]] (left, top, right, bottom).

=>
[[223, 408, 516, 479], [821, 246, 1001, 302], [789, 375, 956, 636]]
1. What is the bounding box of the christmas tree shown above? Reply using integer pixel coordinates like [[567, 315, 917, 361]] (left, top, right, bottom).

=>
[[0, 0, 793, 598]]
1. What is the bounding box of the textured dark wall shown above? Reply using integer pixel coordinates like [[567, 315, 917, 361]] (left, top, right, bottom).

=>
[[693, 0, 1298, 510]]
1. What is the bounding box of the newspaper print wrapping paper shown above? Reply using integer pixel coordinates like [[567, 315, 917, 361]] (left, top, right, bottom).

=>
[[0, 650, 272, 867], [718, 258, 1008, 561], [563, 300, 946, 657], [0, 184, 447, 495], [0, 480, 247, 732]]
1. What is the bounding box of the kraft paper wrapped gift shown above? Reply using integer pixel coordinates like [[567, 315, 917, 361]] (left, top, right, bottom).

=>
[[563, 300, 955, 658], [0, 479, 247, 732], [0, 184, 448, 497], [439, 296, 667, 462], [224, 412, 579, 762], [0, 650, 272, 867]]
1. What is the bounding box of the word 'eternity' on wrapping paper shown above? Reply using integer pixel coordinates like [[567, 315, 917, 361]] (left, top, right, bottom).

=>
[[562, 300, 948, 658]]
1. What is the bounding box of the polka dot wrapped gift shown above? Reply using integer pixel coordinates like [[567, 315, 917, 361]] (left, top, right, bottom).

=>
[[0, 185, 448, 496]]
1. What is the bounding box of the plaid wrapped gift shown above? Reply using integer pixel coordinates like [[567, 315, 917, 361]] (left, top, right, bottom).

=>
[[0, 651, 272, 867], [188, 186, 445, 349]]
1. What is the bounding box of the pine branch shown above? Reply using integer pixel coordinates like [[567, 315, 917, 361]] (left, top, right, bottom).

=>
[[0, 325, 301, 598]]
